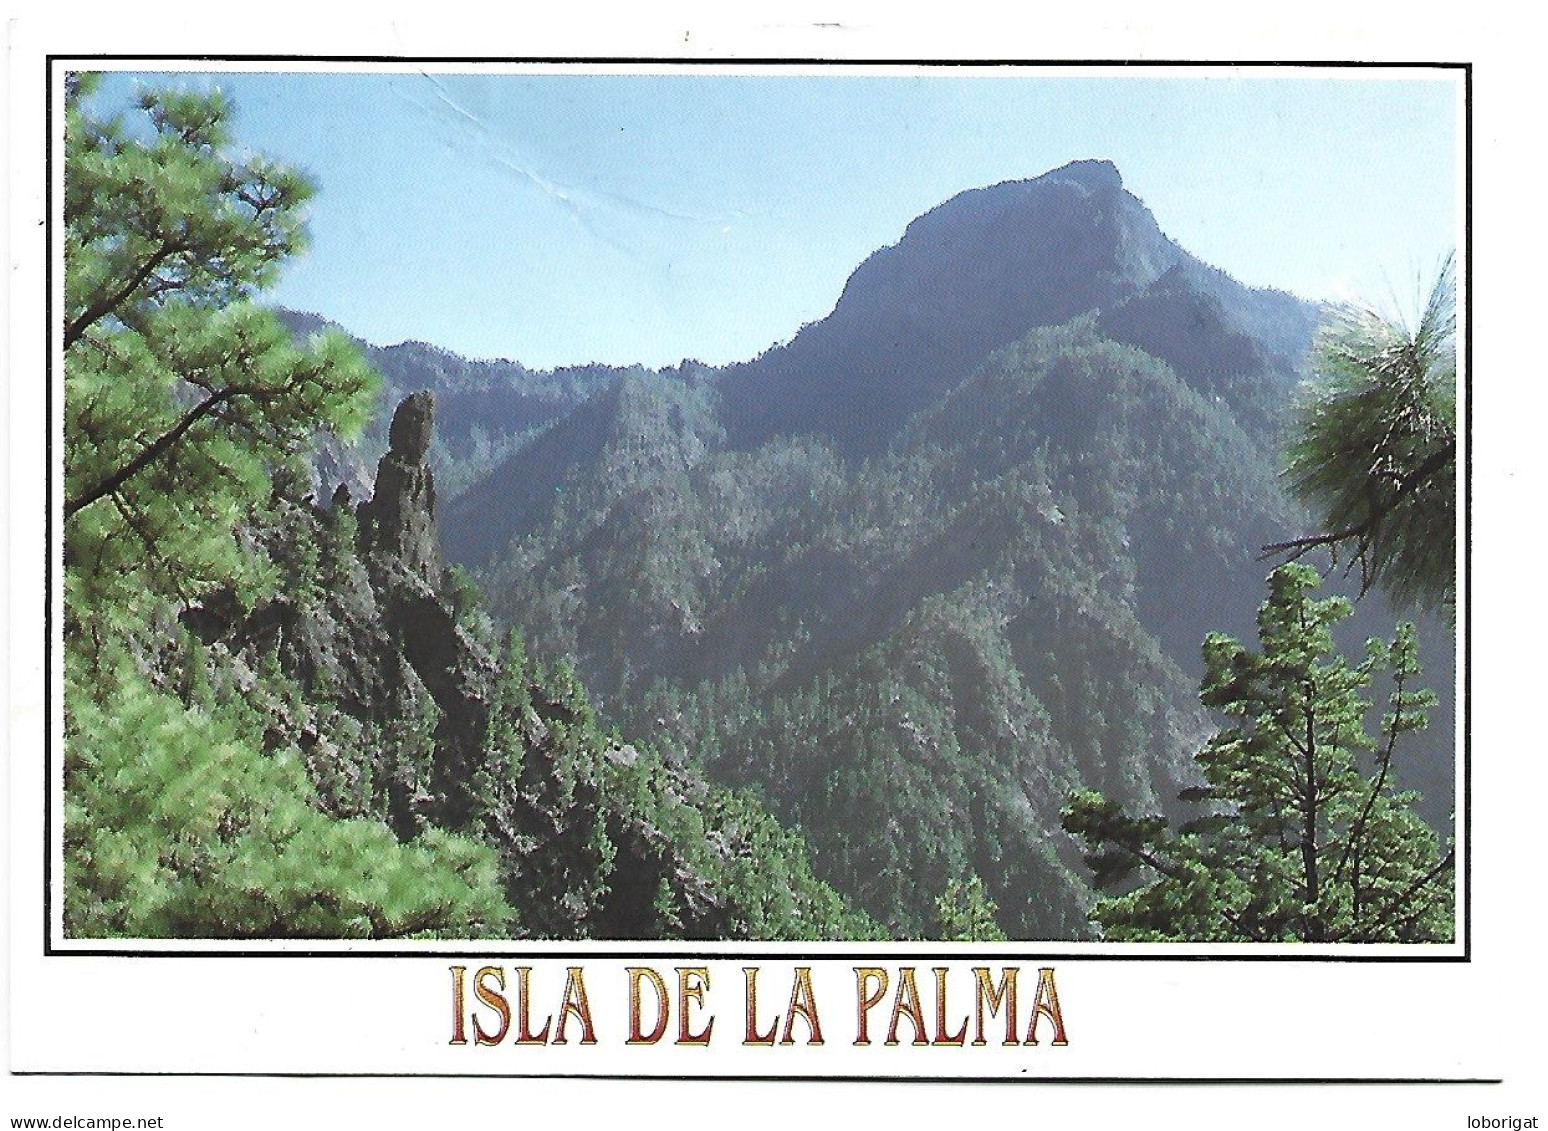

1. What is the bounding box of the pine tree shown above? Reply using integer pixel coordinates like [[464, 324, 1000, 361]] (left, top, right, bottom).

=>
[[935, 874, 1009, 941], [1063, 564, 1453, 943], [65, 647, 516, 939], [1266, 256, 1457, 616], [63, 73, 376, 636]]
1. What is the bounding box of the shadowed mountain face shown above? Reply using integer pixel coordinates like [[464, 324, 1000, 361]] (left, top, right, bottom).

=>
[[400, 160, 1450, 940], [717, 160, 1187, 455]]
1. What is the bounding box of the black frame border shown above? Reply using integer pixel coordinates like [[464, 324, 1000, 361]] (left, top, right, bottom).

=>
[[41, 53, 1474, 967]]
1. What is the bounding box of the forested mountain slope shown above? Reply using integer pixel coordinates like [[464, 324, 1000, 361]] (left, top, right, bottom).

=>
[[414, 160, 1451, 939]]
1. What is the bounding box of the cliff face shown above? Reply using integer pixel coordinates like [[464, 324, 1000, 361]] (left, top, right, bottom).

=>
[[359, 392, 442, 576]]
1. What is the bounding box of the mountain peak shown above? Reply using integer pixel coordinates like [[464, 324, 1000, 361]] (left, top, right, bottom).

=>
[[718, 157, 1174, 453], [1043, 158, 1124, 192]]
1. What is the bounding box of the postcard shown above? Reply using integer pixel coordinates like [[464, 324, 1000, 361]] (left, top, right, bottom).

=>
[[5, 10, 1542, 1128]]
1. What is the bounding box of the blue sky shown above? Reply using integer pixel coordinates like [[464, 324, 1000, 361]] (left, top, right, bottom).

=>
[[94, 69, 1460, 369]]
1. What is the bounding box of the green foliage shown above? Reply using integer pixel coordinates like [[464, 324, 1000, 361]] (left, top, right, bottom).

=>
[[604, 750, 885, 941], [1063, 564, 1453, 942], [64, 649, 515, 939], [445, 563, 485, 625], [935, 875, 1009, 942], [63, 75, 376, 635], [1276, 255, 1457, 615]]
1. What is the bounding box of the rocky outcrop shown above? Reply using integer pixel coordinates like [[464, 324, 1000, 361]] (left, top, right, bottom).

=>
[[358, 392, 442, 577], [349, 393, 498, 830], [182, 392, 768, 939], [182, 394, 494, 837]]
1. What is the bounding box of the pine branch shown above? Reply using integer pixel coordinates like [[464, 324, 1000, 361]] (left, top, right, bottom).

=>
[[64, 376, 297, 520], [64, 239, 184, 349], [1333, 848, 1454, 942], [1331, 668, 1407, 890], [1261, 442, 1454, 591]]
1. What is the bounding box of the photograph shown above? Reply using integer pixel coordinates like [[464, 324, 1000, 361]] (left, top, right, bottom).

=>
[[54, 65, 1462, 949], [10, 14, 1542, 1122]]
